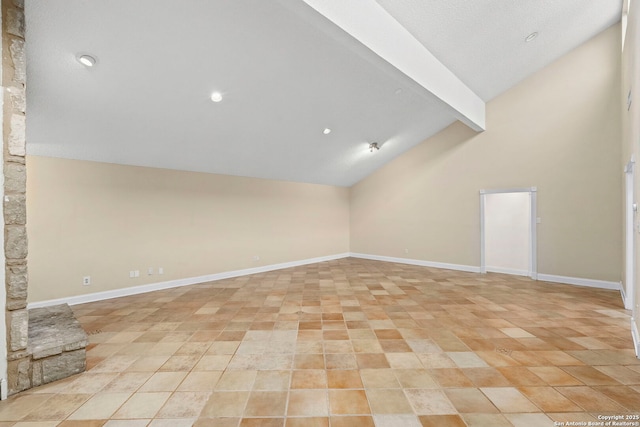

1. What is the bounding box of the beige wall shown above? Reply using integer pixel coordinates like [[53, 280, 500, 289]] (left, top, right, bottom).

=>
[[622, 2, 640, 340], [351, 24, 622, 282], [26, 24, 624, 304], [26, 156, 350, 302]]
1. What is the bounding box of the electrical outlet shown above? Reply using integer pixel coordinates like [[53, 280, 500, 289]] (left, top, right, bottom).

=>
[[134, 270, 140, 278], [404, 248, 409, 254], [83, 276, 91, 286], [158, 267, 164, 275], [148, 267, 153, 275], [129, 271, 135, 278], [253, 255, 260, 261]]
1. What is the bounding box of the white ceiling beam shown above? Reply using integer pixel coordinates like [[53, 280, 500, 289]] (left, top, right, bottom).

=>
[[296, 0, 486, 131]]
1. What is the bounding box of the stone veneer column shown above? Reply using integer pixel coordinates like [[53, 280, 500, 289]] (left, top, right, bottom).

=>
[[2, 0, 29, 394]]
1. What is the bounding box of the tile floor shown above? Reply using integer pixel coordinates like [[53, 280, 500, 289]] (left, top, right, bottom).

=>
[[1, 258, 639, 426]]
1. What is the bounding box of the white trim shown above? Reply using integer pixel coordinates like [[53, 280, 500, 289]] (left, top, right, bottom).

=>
[[625, 158, 636, 310], [349, 252, 481, 273], [479, 187, 537, 279], [0, 0, 8, 399], [27, 252, 623, 309], [27, 253, 350, 309], [485, 266, 529, 276], [479, 193, 486, 274], [295, 0, 485, 131], [632, 318, 640, 358], [480, 187, 537, 195], [537, 274, 621, 291]]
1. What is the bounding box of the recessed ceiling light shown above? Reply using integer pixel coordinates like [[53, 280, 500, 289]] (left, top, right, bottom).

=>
[[394, 88, 403, 95], [210, 91, 223, 103], [77, 54, 97, 67], [525, 32, 538, 42], [323, 128, 331, 135]]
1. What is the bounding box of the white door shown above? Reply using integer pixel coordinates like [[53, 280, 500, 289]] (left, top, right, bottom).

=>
[[480, 188, 537, 278]]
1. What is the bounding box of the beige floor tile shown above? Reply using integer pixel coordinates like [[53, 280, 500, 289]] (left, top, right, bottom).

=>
[[12, 422, 61, 427], [504, 413, 555, 427], [68, 393, 131, 420], [112, 392, 171, 419], [366, 389, 413, 414], [253, 370, 291, 390], [446, 352, 490, 368], [287, 389, 329, 416], [595, 365, 640, 384], [101, 372, 153, 393], [243, 391, 288, 416], [418, 414, 467, 427], [393, 369, 438, 389], [23, 394, 92, 421], [239, 418, 284, 427], [360, 369, 401, 388], [461, 414, 513, 427], [156, 391, 211, 418], [444, 388, 499, 413], [199, 391, 250, 417], [404, 389, 457, 415], [148, 418, 197, 427], [178, 371, 223, 391], [60, 373, 119, 394], [556, 386, 627, 412], [500, 328, 536, 338], [291, 369, 327, 388], [159, 355, 201, 371], [90, 355, 139, 373], [194, 355, 232, 371], [103, 420, 150, 427], [0, 394, 53, 421], [480, 387, 539, 412], [330, 416, 375, 427], [417, 353, 456, 369], [518, 386, 582, 412], [385, 353, 424, 369], [528, 367, 583, 386], [325, 353, 358, 370], [55, 420, 109, 427], [125, 355, 171, 372], [139, 371, 188, 392], [215, 370, 257, 390], [329, 389, 370, 415], [561, 366, 621, 385], [326, 370, 363, 389], [373, 414, 422, 427], [4, 259, 636, 425]]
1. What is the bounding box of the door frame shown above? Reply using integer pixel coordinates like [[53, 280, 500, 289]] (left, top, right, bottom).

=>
[[480, 187, 537, 280], [625, 157, 635, 310]]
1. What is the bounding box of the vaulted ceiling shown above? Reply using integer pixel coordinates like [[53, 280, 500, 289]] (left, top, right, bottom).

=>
[[25, 0, 621, 186]]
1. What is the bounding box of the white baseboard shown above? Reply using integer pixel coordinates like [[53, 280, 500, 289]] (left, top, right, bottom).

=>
[[28, 252, 623, 308], [632, 318, 640, 359], [349, 252, 481, 273], [536, 273, 621, 291], [620, 285, 631, 310], [485, 266, 529, 276], [27, 253, 351, 309]]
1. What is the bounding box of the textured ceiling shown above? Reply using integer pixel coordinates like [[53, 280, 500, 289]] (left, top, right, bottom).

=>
[[25, 0, 621, 187]]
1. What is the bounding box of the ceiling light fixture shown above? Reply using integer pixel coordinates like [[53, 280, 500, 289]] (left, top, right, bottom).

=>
[[323, 128, 331, 135], [77, 54, 97, 67], [525, 32, 538, 42], [369, 142, 379, 152], [210, 91, 223, 103]]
